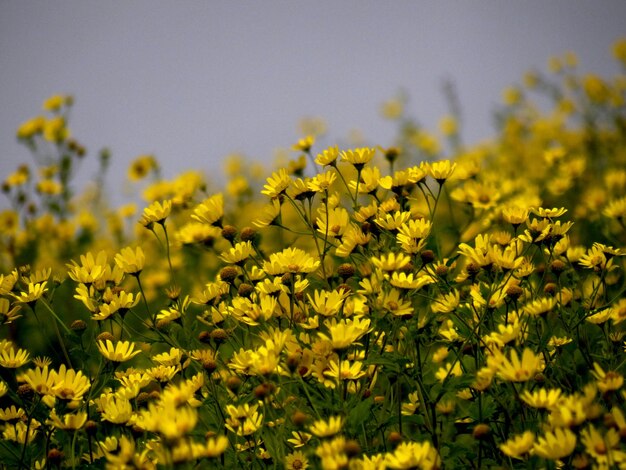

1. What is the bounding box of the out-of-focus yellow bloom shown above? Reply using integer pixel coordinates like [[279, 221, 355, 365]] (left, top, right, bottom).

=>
[[533, 427, 576, 460], [16, 116, 45, 139], [499, 431, 535, 460], [42, 94, 71, 112], [128, 154, 158, 181], [43, 116, 69, 143], [309, 415, 343, 438], [612, 37, 626, 63]]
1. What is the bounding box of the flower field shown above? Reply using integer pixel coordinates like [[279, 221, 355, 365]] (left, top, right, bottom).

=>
[[1, 41, 626, 469]]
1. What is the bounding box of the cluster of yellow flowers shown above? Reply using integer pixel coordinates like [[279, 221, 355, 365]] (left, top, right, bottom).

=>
[[0, 39, 626, 469]]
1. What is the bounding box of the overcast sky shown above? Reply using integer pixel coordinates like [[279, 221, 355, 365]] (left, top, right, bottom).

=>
[[1, 1, 626, 206]]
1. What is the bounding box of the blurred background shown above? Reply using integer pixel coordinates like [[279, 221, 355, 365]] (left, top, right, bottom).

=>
[[1, 1, 626, 206]]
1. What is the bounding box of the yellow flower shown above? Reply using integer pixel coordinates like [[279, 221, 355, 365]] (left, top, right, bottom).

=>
[[371, 252, 411, 272], [263, 247, 320, 275], [496, 348, 544, 382], [99, 394, 133, 424], [0, 346, 30, 368], [16, 116, 45, 139], [51, 364, 91, 401], [341, 147, 375, 167], [431, 290, 460, 314], [307, 288, 350, 317], [591, 363, 624, 393], [191, 193, 224, 226], [285, 450, 309, 470], [97, 340, 141, 362], [308, 170, 337, 193], [19, 366, 55, 395], [324, 359, 366, 385], [12, 281, 48, 305], [499, 431, 534, 460], [318, 317, 372, 350], [427, 160, 456, 183], [43, 116, 69, 142], [384, 441, 441, 469], [67, 250, 108, 285], [533, 427, 576, 460], [523, 297, 556, 317], [47, 409, 87, 430], [520, 388, 562, 409], [36, 179, 63, 195], [42, 94, 70, 112], [309, 415, 343, 438], [292, 135, 315, 152], [114, 246, 145, 275], [316, 206, 349, 238], [613, 37, 626, 64], [128, 154, 158, 181], [261, 168, 291, 198], [220, 241, 255, 265], [389, 272, 435, 290], [140, 199, 172, 226], [315, 145, 339, 166]]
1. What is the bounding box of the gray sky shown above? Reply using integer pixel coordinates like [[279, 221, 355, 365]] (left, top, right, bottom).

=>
[[1, 1, 626, 206]]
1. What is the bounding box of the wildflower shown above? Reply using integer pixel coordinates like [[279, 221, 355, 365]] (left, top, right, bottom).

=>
[[253, 199, 282, 228], [499, 431, 535, 459], [379, 288, 414, 317], [427, 160, 456, 183], [341, 147, 375, 167], [225, 403, 263, 436], [591, 363, 624, 393], [99, 394, 133, 424], [496, 348, 544, 382], [191, 193, 224, 226], [531, 207, 567, 218], [315, 145, 339, 166], [285, 450, 309, 470], [309, 415, 343, 438], [307, 288, 349, 317], [128, 154, 158, 181], [293, 135, 315, 152], [43, 94, 70, 112], [325, 359, 367, 383], [431, 290, 460, 314], [389, 272, 434, 290], [140, 199, 172, 226], [533, 427, 577, 460], [0, 298, 22, 324], [318, 317, 372, 350], [220, 241, 255, 265], [51, 365, 91, 401], [97, 340, 141, 362], [16, 116, 45, 139], [523, 297, 556, 317], [12, 281, 48, 305], [0, 346, 30, 368], [114, 246, 145, 276], [204, 435, 229, 458], [520, 388, 562, 409], [349, 166, 381, 194], [47, 410, 88, 430], [19, 366, 55, 395], [316, 206, 350, 238], [261, 168, 291, 198], [384, 441, 441, 469], [371, 252, 411, 271], [263, 247, 320, 275]]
